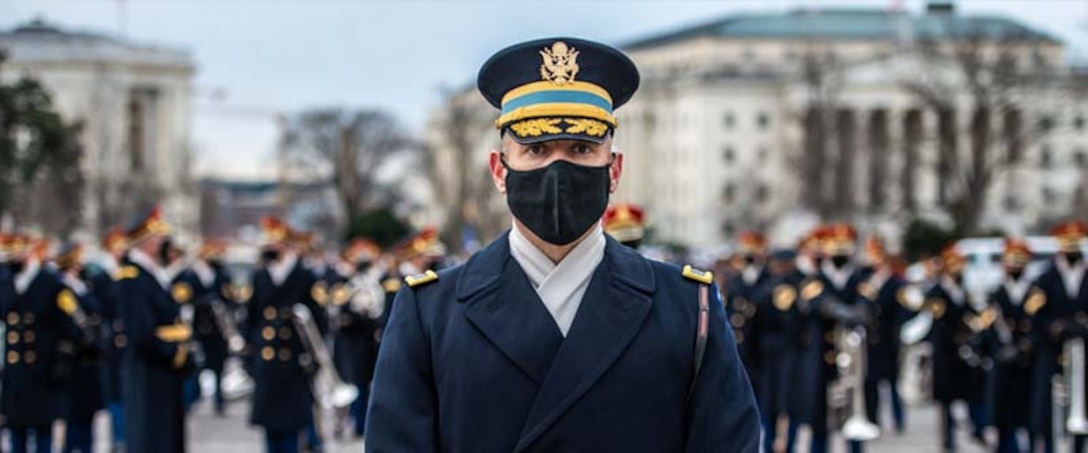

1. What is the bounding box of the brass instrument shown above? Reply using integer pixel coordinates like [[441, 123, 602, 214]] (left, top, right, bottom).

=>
[[1065, 337, 1088, 434], [210, 299, 254, 400], [828, 325, 881, 441], [291, 303, 358, 409]]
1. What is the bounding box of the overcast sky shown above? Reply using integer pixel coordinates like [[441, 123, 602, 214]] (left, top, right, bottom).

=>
[[2, 0, 1087, 180]]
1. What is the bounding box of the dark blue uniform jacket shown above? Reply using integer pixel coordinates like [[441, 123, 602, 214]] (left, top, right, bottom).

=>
[[366, 233, 760, 452]]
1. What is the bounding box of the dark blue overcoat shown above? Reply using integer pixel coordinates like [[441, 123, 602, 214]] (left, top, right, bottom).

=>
[[366, 233, 760, 452]]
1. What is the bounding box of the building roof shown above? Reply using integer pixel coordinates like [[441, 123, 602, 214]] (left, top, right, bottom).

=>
[[624, 8, 1060, 51], [0, 18, 194, 69]]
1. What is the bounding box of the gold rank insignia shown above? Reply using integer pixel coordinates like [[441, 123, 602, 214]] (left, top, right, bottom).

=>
[[383, 278, 402, 293], [331, 284, 351, 306], [681, 265, 713, 284], [1025, 289, 1046, 316], [773, 285, 797, 311], [311, 281, 329, 306], [926, 298, 947, 319], [57, 290, 78, 316], [801, 280, 824, 301], [858, 282, 877, 301], [117, 266, 140, 281], [405, 270, 439, 288], [171, 282, 193, 304], [540, 41, 580, 85]]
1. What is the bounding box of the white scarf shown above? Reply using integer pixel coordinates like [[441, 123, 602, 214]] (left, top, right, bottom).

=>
[[869, 268, 891, 294], [62, 272, 89, 296], [940, 276, 966, 306], [509, 224, 606, 337], [268, 252, 298, 287], [1004, 277, 1029, 306], [1057, 257, 1086, 300], [821, 261, 855, 291], [742, 265, 763, 286], [14, 259, 41, 295], [129, 249, 171, 289], [192, 260, 216, 289]]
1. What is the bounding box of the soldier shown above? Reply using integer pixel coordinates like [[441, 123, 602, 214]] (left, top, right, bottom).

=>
[[325, 238, 383, 439], [794, 224, 873, 453], [116, 207, 194, 453], [984, 239, 1039, 453], [1, 234, 85, 453], [245, 216, 326, 453], [84, 227, 128, 451], [723, 230, 772, 378], [366, 37, 759, 451], [174, 240, 232, 415], [602, 203, 645, 249], [860, 236, 913, 435], [53, 242, 106, 453], [1029, 221, 1088, 453], [922, 245, 985, 452]]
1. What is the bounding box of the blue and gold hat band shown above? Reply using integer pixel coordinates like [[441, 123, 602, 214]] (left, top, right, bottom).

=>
[[496, 80, 616, 129]]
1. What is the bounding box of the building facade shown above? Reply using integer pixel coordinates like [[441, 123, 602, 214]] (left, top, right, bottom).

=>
[[0, 19, 198, 239]]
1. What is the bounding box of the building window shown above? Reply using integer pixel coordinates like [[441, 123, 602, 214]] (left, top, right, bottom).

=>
[[1075, 115, 1086, 131], [757, 112, 770, 130], [755, 184, 770, 202], [757, 146, 769, 162], [1003, 195, 1020, 212], [1075, 148, 1088, 168], [723, 112, 735, 130], [721, 221, 735, 237], [723, 184, 736, 203], [743, 47, 756, 62], [127, 97, 145, 170], [723, 146, 735, 163], [1042, 186, 1056, 201], [1037, 114, 1055, 133], [1039, 145, 1053, 169]]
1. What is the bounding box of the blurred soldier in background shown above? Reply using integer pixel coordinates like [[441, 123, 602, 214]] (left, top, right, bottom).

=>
[[0, 234, 83, 453], [860, 236, 913, 435], [84, 228, 128, 452], [723, 231, 772, 379], [117, 207, 194, 453], [923, 245, 985, 452], [1029, 221, 1088, 453], [987, 238, 1039, 453], [602, 203, 645, 250], [245, 217, 326, 453], [53, 242, 105, 453], [750, 247, 803, 452], [174, 240, 232, 415]]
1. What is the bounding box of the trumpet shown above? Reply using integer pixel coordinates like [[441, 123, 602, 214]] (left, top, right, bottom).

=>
[[829, 325, 881, 441], [291, 303, 358, 409]]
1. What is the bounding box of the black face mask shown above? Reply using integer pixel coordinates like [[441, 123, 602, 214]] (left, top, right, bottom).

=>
[[503, 157, 612, 246], [208, 260, 224, 270], [158, 240, 174, 265], [743, 255, 757, 266], [355, 260, 372, 273], [261, 249, 280, 263], [7, 260, 25, 275], [831, 255, 851, 269], [1008, 269, 1024, 282], [1066, 252, 1084, 267]]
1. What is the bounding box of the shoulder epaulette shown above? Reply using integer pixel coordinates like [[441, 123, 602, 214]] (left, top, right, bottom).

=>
[[800, 279, 824, 301], [858, 282, 877, 301], [1025, 288, 1047, 316], [772, 284, 797, 311], [405, 270, 438, 288], [311, 281, 329, 305], [57, 289, 79, 316], [681, 265, 713, 284], [116, 266, 140, 281], [382, 278, 402, 293]]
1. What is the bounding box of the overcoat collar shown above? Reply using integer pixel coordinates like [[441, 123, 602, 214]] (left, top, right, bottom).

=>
[[455, 231, 656, 449]]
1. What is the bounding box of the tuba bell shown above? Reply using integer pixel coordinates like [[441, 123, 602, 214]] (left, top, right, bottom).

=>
[[829, 325, 881, 441], [291, 303, 358, 409], [1065, 336, 1088, 434]]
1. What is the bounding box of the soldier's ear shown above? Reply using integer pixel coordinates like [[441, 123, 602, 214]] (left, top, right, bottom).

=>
[[488, 150, 507, 194], [608, 152, 623, 194]]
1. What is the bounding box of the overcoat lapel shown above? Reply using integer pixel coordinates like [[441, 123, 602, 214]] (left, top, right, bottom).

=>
[[515, 239, 655, 451], [458, 234, 564, 386]]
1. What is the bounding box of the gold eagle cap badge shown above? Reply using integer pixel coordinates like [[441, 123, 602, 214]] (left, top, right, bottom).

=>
[[540, 41, 580, 85]]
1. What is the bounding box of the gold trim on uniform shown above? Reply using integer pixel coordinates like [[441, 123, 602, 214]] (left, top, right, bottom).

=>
[[383, 278, 402, 293], [25, 351, 36, 364], [23, 330, 34, 343], [171, 282, 193, 304], [279, 327, 292, 340], [734, 331, 745, 344], [6, 351, 17, 364], [681, 265, 714, 284], [405, 270, 439, 288], [7, 331, 18, 345], [172, 344, 188, 369], [773, 285, 797, 311], [858, 282, 877, 301], [1025, 289, 1046, 316], [331, 284, 351, 306], [730, 313, 745, 328], [57, 290, 79, 315], [117, 266, 140, 280], [261, 346, 275, 361], [801, 280, 824, 301], [23, 313, 34, 325], [311, 281, 329, 306], [262, 327, 275, 341], [825, 351, 836, 365], [278, 348, 292, 361], [155, 324, 192, 343], [114, 335, 127, 348], [263, 307, 277, 320], [927, 298, 947, 319], [6, 312, 18, 325]]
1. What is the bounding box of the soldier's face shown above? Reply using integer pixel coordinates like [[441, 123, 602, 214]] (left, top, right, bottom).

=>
[[489, 135, 622, 194]]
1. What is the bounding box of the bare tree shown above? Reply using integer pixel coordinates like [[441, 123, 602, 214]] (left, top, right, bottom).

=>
[[903, 24, 1071, 234], [790, 48, 850, 220], [426, 89, 508, 254], [278, 108, 414, 234]]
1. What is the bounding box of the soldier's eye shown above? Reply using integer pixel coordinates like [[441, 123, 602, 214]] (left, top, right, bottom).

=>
[[573, 144, 592, 154], [526, 145, 545, 155]]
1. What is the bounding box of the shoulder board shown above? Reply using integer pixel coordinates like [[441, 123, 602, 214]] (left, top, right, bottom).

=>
[[311, 281, 329, 306], [57, 289, 79, 316], [801, 279, 824, 301], [974, 306, 998, 331], [171, 282, 193, 304], [773, 284, 797, 311], [116, 266, 140, 281], [1025, 288, 1047, 316], [681, 265, 713, 284], [858, 282, 877, 301], [382, 278, 402, 293], [405, 270, 439, 288]]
